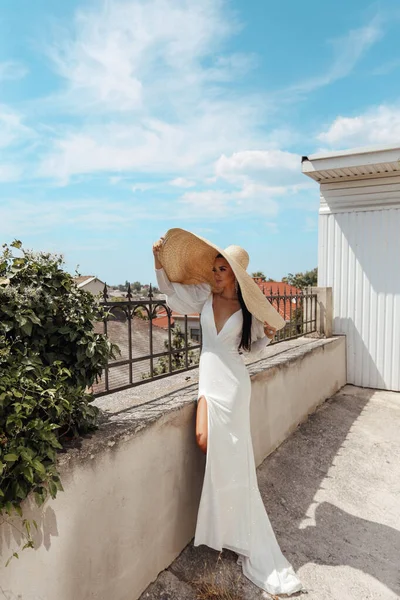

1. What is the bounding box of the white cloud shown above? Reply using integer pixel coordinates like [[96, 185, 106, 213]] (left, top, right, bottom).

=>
[[169, 177, 196, 188], [38, 0, 267, 180], [171, 150, 315, 220], [131, 182, 155, 192], [0, 197, 174, 238], [4, 0, 383, 228], [215, 150, 300, 184], [264, 221, 279, 235], [0, 164, 22, 182], [317, 105, 400, 148], [203, 52, 258, 82], [372, 58, 400, 76], [47, 0, 239, 113], [0, 61, 27, 81], [179, 182, 282, 219], [286, 18, 382, 94], [180, 189, 233, 217], [38, 103, 266, 179], [0, 105, 34, 149]]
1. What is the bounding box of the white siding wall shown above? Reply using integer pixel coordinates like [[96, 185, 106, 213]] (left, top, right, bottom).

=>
[[318, 189, 400, 391]]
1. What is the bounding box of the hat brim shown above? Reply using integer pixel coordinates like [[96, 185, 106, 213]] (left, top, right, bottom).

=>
[[158, 228, 286, 330]]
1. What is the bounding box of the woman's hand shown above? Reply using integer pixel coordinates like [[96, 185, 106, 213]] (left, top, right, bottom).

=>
[[152, 236, 165, 256], [153, 236, 165, 269], [263, 322, 277, 340]]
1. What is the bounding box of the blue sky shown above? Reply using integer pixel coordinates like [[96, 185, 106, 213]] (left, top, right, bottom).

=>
[[1, 0, 400, 285]]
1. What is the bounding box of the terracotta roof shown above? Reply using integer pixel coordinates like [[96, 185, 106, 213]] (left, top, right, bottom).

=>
[[253, 278, 303, 321], [152, 315, 174, 329], [254, 279, 302, 295], [151, 306, 200, 330]]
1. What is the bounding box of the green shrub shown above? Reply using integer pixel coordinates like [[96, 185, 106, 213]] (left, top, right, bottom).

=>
[[0, 241, 117, 534]]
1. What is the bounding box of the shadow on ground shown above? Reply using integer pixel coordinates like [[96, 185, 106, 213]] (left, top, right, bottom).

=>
[[140, 385, 400, 599]]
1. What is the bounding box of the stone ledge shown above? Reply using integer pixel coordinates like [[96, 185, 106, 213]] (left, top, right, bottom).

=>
[[59, 336, 343, 471]]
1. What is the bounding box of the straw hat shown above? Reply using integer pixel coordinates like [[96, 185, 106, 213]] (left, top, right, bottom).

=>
[[158, 228, 286, 330]]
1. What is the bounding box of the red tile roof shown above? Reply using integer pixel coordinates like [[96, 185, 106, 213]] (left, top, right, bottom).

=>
[[253, 278, 303, 321], [152, 315, 174, 329]]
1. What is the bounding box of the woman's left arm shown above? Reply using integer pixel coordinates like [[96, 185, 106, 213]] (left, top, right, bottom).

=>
[[243, 317, 275, 359]]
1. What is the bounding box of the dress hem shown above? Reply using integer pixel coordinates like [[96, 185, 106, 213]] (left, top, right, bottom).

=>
[[192, 540, 305, 597]]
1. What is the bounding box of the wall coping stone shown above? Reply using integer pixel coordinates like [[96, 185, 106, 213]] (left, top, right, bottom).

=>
[[58, 336, 343, 473]]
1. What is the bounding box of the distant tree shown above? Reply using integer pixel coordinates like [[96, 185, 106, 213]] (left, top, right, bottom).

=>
[[252, 271, 267, 281], [111, 281, 162, 296], [282, 267, 318, 289], [117, 280, 130, 292]]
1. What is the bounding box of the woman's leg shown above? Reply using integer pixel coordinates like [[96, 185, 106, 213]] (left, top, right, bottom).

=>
[[196, 395, 208, 454]]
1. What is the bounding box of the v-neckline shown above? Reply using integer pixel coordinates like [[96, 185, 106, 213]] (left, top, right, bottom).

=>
[[210, 294, 241, 337]]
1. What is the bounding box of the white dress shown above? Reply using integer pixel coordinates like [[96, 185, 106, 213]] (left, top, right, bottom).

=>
[[156, 268, 304, 596]]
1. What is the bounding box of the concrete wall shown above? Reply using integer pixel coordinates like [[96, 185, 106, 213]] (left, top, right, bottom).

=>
[[249, 336, 346, 466], [0, 336, 346, 600]]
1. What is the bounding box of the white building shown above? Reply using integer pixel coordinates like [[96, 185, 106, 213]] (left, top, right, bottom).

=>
[[73, 275, 105, 296], [173, 314, 201, 341], [302, 145, 400, 391]]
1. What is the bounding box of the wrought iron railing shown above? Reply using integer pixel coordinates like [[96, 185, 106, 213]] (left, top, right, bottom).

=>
[[93, 283, 317, 397]]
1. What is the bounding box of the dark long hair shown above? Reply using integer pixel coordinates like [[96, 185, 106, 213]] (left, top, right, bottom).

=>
[[237, 281, 252, 351], [215, 253, 252, 351]]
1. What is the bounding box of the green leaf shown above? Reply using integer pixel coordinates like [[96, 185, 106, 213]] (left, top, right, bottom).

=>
[[28, 314, 41, 325], [21, 321, 33, 336], [48, 480, 57, 499], [11, 480, 28, 500], [21, 540, 34, 550], [55, 478, 64, 492], [4, 454, 18, 462], [23, 518, 31, 535], [32, 459, 46, 476], [34, 488, 47, 507], [22, 466, 34, 483], [5, 552, 19, 567]]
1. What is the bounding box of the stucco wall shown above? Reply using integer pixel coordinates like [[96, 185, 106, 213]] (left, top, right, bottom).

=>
[[0, 336, 346, 600]]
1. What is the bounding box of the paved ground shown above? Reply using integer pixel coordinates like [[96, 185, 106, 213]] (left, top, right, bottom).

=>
[[140, 385, 400, 600]]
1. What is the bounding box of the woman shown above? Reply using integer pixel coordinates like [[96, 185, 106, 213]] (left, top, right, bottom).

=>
[[153, 228, 304, 596]]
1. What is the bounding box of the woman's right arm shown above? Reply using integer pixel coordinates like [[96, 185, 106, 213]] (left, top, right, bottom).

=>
[[152, 236, 211, 314]]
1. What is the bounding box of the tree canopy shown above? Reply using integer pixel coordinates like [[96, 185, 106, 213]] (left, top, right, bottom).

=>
[[282, 267, 318, 289]]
